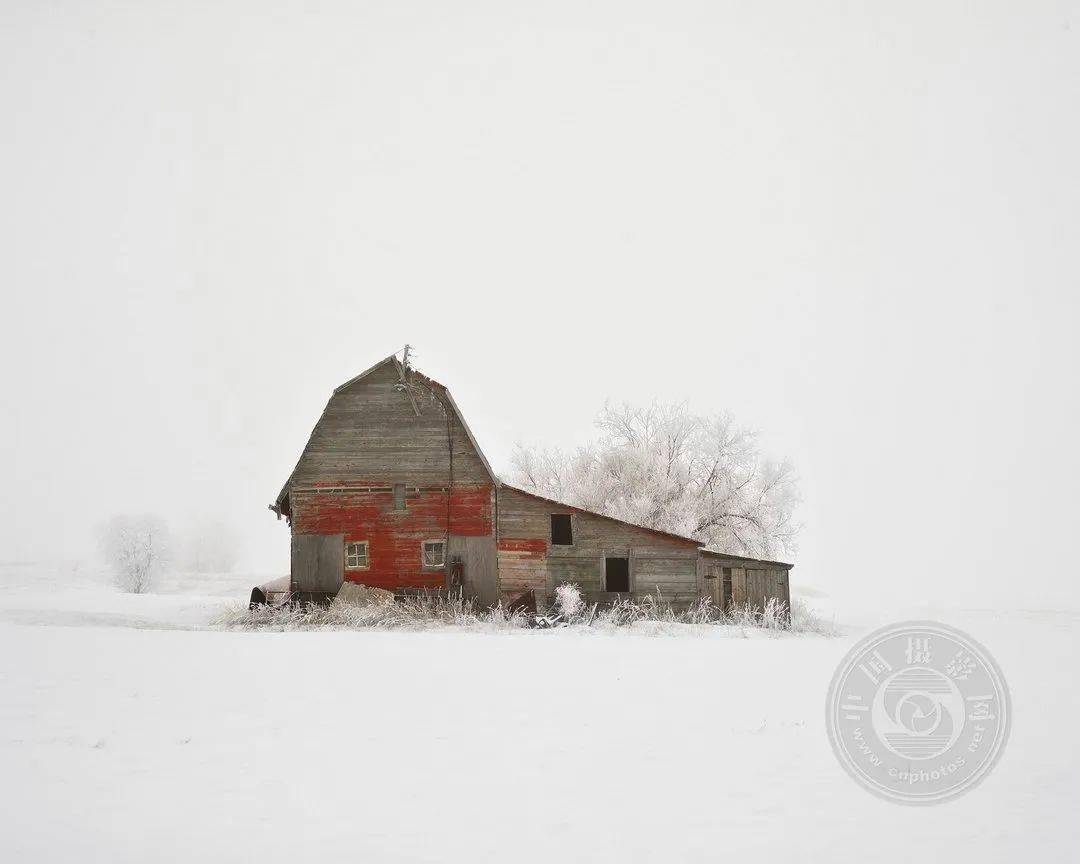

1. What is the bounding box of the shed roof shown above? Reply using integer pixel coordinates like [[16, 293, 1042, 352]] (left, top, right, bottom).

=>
[[501, 485, 793, 568], [698, 548, 794, 570], [499, 484, 702, 548]]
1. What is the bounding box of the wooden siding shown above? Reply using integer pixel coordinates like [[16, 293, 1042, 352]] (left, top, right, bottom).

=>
[[291, 485, 494, 593], [702, 557, 792, 613], [286, 359, 491, 491], [733, 567, 791, 610], [496, 486, 700, 607], [281, 358, 498, 596]]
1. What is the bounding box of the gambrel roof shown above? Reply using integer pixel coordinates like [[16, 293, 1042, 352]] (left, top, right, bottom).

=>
[[271, 353, 497, 514]]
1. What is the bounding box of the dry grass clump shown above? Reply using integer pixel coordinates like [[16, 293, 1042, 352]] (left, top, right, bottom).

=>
[[215, 584, 835, 635], [213, 591, 530, 631], [539, 585, 832, 633]]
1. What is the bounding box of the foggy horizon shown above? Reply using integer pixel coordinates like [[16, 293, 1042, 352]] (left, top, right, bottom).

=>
[[3, 2, 1078, 617]]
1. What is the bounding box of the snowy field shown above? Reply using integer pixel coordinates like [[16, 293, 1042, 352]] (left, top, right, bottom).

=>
[[0, 563, 1076, 863]]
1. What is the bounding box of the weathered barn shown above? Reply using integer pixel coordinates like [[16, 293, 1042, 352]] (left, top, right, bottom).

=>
[[270, 353, 792, 610]]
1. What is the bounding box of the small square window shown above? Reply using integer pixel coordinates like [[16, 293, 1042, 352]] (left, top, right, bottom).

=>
[[550, 514, 573, 545], [345, 541, 369, 569], [422, 540, 446, 568]]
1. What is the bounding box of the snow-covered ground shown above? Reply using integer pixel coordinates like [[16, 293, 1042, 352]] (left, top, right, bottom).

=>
[[0, 563, 1075, 862]]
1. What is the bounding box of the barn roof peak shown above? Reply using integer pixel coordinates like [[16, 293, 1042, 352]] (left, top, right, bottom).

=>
[[271, 349, 498, 514], [332, 352, 401, 394]]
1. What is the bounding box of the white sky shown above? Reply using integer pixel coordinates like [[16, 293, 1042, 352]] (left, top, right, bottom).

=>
[[3, 1, 1078, 613]]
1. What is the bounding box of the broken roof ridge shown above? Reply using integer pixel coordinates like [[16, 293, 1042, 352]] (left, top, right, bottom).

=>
[[331, 351, 455, 399]]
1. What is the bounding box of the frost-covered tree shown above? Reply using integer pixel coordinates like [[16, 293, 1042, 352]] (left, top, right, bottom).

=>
[[99, 514, 170, 593], [509, 402, 799, 559]]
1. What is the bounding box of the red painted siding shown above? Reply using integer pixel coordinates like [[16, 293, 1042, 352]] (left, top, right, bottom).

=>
[[292, 484, 493, 591], [497, 538, 548, 559]]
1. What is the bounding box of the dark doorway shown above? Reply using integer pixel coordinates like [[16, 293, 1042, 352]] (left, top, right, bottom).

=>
[[605, 557, 630, 592], [722, 567, 733, 609]]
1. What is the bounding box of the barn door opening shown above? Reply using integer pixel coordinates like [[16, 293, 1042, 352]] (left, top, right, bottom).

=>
[[722, 567, 733, 610], [605, 557, 630, 593], [449, 535, 498, 607]]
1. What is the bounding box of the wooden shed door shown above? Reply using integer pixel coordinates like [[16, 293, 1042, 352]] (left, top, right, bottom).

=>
[[731, 567, 746, 606], [291, 534, 344, 594], [455, 535, 497, 607], [708, 566, 722, 607], [744, 568, 767, 610]]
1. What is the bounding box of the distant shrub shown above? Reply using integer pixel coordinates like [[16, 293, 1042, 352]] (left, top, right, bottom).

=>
[[789, 596, 838, 635], [98, 514, 170, 594]]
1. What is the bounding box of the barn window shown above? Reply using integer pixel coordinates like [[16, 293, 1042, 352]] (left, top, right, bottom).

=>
[[345, 541, 369, 570], [422, 540, 446, 568], [393, 484, 406, 511], [605, 557, 630, 593], [550, 514, 573, 546]]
